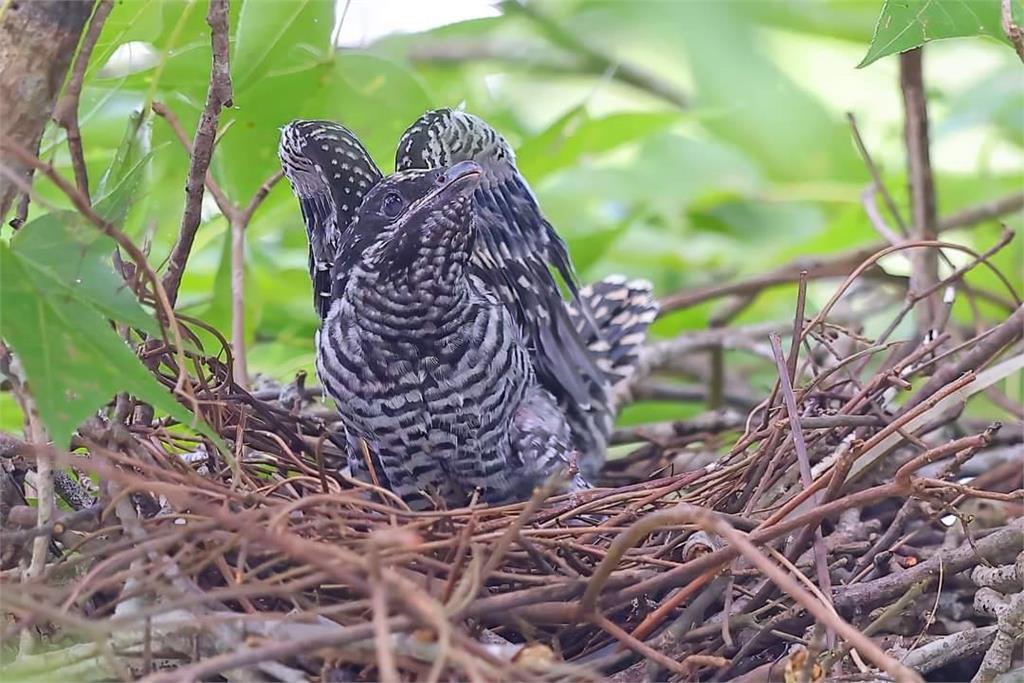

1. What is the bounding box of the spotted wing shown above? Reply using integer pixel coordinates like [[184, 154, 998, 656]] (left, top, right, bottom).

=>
[[279, 120, 383, 319]]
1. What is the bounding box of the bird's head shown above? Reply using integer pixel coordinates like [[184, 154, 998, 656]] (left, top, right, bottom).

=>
[[338, 160, 483, 278], [278, 119, 383, 247], [396, 108, 515, 175]]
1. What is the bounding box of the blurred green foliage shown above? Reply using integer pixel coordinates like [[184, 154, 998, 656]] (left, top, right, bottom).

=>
[[2, 0, 1022, 439]]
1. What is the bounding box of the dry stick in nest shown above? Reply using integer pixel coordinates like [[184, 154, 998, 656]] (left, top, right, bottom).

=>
[[602, 394, 983, 612], [109, 473, 461, 680], [574, 505, 923, 681], [903, 303, 1024, 414], [714, 237, 1015, 479], [767, 333, 834, 645], [707, 516, 923, 683]]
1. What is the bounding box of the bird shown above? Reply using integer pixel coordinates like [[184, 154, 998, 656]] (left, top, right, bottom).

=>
[[315, 160, 587, 508], [395, 108, 658, 477], [278, 110, 658, 504], [278, 120, 383, 320]]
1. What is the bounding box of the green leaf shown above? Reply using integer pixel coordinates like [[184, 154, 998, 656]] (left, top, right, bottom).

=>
[[233, 0, 335, 92], [938, 64, 1024, 146], [517, 107, 681, 182], [0, 243, 204, 448], [596, 1, 860, 181], [11, 143, 158, 336], [96, 110, 152, 200], [11, 214, 159, 336], [859, 0, 1021, 68]]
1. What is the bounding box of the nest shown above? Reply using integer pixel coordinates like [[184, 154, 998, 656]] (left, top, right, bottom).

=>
[[2, 241, 1022, 683]]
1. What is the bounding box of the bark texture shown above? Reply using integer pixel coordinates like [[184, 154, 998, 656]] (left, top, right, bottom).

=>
[[0, 0, 96, 221]]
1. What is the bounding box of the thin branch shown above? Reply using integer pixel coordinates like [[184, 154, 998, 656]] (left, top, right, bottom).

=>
[[239, 170, 283, 225], [1002, 0, 1024, 62], [902, 304, 1024, 414], [153, 99, 282, 389], [861, 182, 903, 245], [161, 0, 233, 306], [940, 192, 1024, 231], [52, 0, 113, 201], [151, 101, 233, 214], [9, 179, 30, 229], [768, 333, 834, 645], [848, 112, 910, 236], [230, 170, 283, 389], [229, 215, 248, 387], [16, 411, 53, 657], [708, 516, 923, 683], [899, 49, 940, 331]]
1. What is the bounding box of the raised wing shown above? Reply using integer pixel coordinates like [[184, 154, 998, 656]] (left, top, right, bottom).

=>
[[278, 120, 383, 319]]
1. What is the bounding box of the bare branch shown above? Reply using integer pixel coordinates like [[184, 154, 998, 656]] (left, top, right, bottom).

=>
[[848, 112, 910, 236], [151, 101, 234, 214], [52, 0, 113, 201], [900, 49, 940, 331], [161, 0, 234, 306], [939, 192, 1024, 231], [0, 0, 95, 221], [1002, 0, 1024, 63]]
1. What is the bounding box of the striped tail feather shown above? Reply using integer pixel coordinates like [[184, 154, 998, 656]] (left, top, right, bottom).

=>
[[568, 275, 659, 393], [561, 275, 658, 477]]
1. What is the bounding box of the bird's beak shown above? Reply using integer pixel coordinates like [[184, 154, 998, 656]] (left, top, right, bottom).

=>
[[438, 160, 482, 195]]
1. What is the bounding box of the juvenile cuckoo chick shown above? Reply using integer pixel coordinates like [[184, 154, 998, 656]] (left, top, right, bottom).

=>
[[316, 160, 587, 508], [396, 109, 658, 476], [279, 111, 659, 499]]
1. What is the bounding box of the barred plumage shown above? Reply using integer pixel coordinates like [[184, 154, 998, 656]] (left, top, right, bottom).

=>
[[316, 161, 585, 508], [278, 110, 657, 505], [278, 120, 383, 319], [395, 108, 658, 476]]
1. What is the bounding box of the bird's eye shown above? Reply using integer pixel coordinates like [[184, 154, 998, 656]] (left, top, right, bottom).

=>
[[380, 192, 404, 219]]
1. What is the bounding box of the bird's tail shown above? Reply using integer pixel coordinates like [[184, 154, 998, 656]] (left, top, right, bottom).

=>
[[567, 275, 659, 402], [560, 275, 658, 478]]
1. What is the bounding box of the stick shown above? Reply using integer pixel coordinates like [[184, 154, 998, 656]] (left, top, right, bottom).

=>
[[52, 0, 113, 201], [161, 0, 233, 306], [900, 49, 940, 332]]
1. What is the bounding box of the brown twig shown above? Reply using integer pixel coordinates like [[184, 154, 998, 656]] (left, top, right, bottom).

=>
[[161, 0, 233, 306], [16, 409, 54, 657], [848, 112, 909, 236], [939, 192, 1024, 231], [52, 0, 113, 201], [900, 49, 940, 332], [768, 333, 834, 642], [1002, 0, 1024, 62], [152, 100, 283, 388], [902, 304, 1024, 414], [709, 516, 923, 683]]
